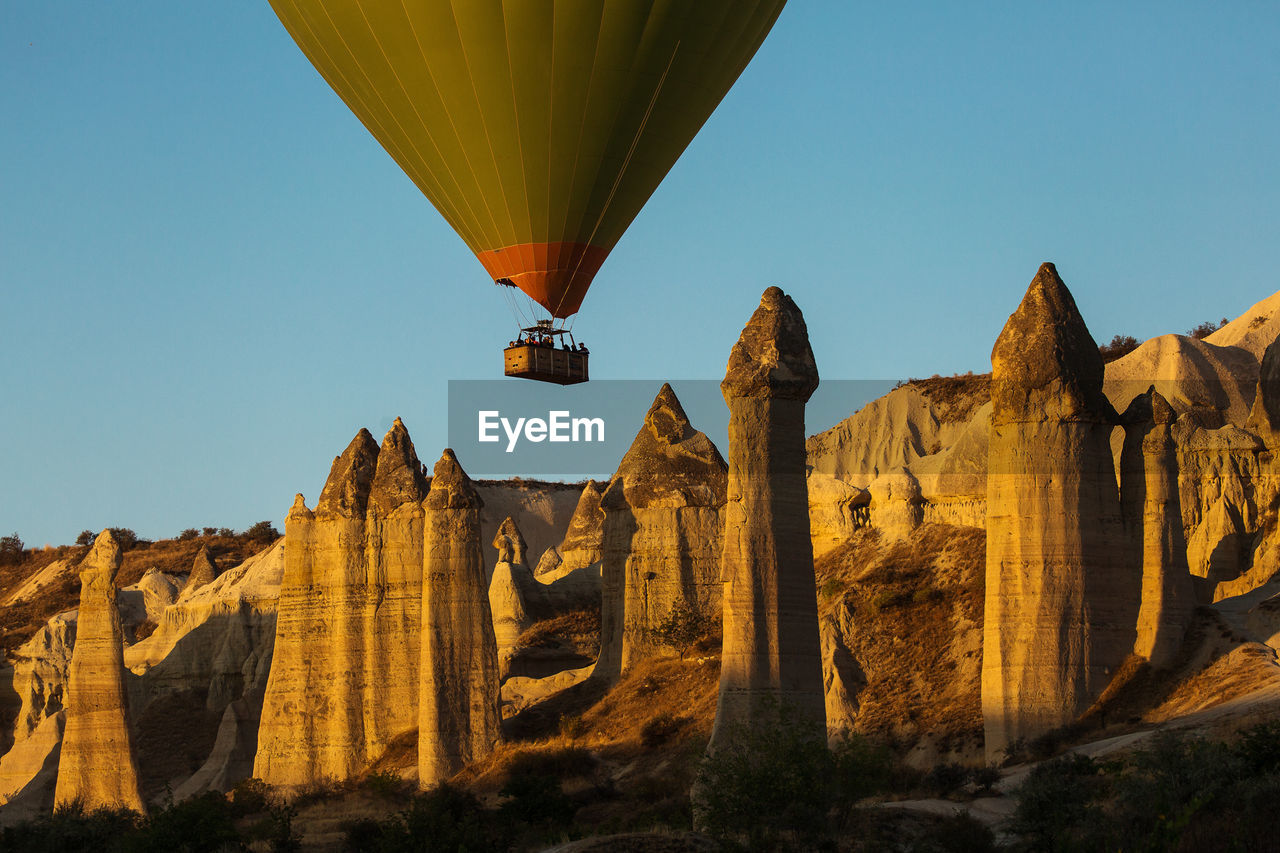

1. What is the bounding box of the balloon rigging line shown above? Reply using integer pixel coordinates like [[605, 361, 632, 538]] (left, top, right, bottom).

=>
[[550, 39, 683, 321]]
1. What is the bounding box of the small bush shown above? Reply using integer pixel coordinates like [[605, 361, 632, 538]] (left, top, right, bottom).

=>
[[244, 521, 280, 541], [346, 783, 511, 853], [921, 762, 969, 798], [108, 527, 139, 551], [362, 770, 412, 800], [640, 713, 689, 748], [0, 533, 24, 566], [970, 764, 1002, 794], [558, 714, 588, 741], [648, 599, 714, 660], [1098, 334, 1139, 363], [696, 701, 897, 849], [1188, 317, 1229, 339], [201, 527, 218, 537], [177, 529, 200, 541], [75, 530, 95, 547]]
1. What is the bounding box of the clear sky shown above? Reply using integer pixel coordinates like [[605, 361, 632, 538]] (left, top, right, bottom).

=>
[[3, 2, 1278, 547]]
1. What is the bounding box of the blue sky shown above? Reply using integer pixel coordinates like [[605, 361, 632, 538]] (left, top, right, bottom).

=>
[[3, 2, 1277, 546]]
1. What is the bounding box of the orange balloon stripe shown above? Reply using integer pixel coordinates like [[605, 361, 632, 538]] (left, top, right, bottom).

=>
[[477, 242, 608, 319]]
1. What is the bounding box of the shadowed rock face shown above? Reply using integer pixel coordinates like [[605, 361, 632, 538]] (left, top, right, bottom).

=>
[[54, 530, 145, 812], [256, 423, 426, 786], [708, 287, 825, 754], [1248, 334, 1280, 441], [595, 384, 727, 680], [982, 264, 1136, 760], [184, 546, 217, 595], [1121, 390, 1195, 668], [419, 450, 501, 786]]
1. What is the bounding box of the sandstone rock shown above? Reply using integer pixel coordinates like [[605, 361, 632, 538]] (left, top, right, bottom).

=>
[[184, 546, 217, 596], [1247, 333, 1280, 441], [489, 517, 541, 676], [820, 613, 864, 743], [807, 472, 869, 559], [419, 450, 501, 786], [0, 712, 62, 820], [596, 384, 727, 680], [1104, 333, 1257, 427], [1120, 389, 1195, 667], [4, 559, 75, 606], [54, 530, 145, 812], [982, 263, 1137, 760], [124, 540, 283, 797], [500, 665, 593, 718], [172, 692, 261, 800], [9, 612, 75, 746], [477, 481, 582, 582], [868, 469, 924, 542], [118, 568, 182, 632], [1205, 289, 1280, 360], [255, 429, 384, 786], [708, 287, 825, 755], [1187, 495, 1248, 590], [806, 385, 963, 488], [539, 481, 606, 581], [361, 419, 427, 767]]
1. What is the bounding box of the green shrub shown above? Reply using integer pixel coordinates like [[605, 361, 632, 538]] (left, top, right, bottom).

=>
[[345, 784, 511, 853], [0, 801, 138, 853], [648, 599, 714, 660], [696, 702, 896, 849]]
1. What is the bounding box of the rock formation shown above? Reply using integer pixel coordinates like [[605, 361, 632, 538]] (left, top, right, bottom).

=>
[[595, 384, 727, 681], [361, 419, 428, 765], [184, 545, 217, 595], [868, 469, 924, 542], [490, 517, 539, 675], [537, 481, 606, 580], [419, 450, 501, 786], [1121, 389, 1195, 668], [53, 530, 146, 812], [807, 472, 869, 559], [708, 287, 825, 753], [256, 420, 430, 786], [982, 263, 1137, 760]]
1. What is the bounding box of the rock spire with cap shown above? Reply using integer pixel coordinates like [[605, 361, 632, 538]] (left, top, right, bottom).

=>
[[419, 450, 501, 785], [706, 287, 825, 758], [982, 263, 1136, 760], [54, 530, 146, 812]]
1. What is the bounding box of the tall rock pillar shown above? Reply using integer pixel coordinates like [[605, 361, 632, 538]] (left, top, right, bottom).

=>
[[255, 429, 379, 785], [982, 263, 1136, 760], [1121, 389, 1195, 668], [708, 287, 824, 752], [54, 530, 146, 812], [362, 418, 428, 761], [419, 450, 501, 786]]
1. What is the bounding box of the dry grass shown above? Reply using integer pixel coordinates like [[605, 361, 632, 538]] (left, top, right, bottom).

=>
[[0, 534, 266, 656], [905, 373, 991, 424], [816, 524, 987, 759]]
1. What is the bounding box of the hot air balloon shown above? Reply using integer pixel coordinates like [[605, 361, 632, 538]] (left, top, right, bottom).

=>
[[268, 0, 787, 383]]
